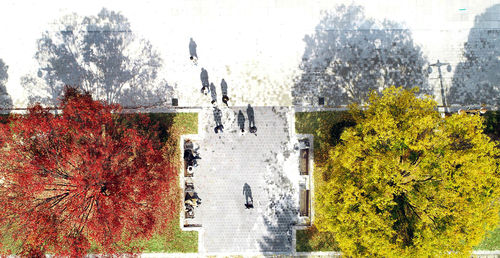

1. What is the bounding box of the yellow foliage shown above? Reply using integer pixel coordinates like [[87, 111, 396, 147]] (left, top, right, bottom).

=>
[[316, 86, 500, 257]]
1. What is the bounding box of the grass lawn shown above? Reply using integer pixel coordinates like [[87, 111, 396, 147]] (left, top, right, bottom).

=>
[[483, 111, 500, 143], [476, 111, 500, 250], [135, 112, 199, 253], [139, 113, 198, 253], [0, 225, 22, 254], [295, 110, 500, 252], [0, 112, 199, 254], [475, 226, 500, 250], [135, 216, 198, 253]]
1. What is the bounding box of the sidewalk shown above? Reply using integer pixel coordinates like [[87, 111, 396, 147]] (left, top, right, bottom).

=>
[[138, 250, 500, 257]]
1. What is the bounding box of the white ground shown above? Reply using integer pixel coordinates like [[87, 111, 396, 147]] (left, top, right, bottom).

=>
[[0, 0, 498, 107]]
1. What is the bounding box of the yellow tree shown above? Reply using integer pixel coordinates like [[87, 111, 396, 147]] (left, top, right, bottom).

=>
[[316, 86, 500, 257]]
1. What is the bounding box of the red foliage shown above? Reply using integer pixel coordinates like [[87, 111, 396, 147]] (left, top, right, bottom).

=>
[[0, 86, 177, 256]]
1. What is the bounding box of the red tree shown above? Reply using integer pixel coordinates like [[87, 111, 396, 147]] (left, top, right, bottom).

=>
[[0, 87, 177, 256]]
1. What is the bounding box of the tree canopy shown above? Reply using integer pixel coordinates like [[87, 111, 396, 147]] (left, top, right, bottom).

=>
[[316, 86, 500, 257], [0, 87, 177, 256]]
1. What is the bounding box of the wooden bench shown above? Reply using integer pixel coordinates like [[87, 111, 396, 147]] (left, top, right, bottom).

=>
[[299, 149, 309, 175], [184, 140, 198, 177], [184, 161, 193, 177], [185, 210, 194, 219], [300, 189, 310, 217], [184, 180, 196, 218], [184, 223, 202, 227]]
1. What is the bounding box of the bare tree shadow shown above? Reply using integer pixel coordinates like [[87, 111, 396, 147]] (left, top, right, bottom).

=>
[[448, 4, 500, 106], [259, 206, 296, 252], [0, 59, 13, 111], [293, 4, 431, 106], [259, 150, 298, 252], [22, 8, 173, 107]]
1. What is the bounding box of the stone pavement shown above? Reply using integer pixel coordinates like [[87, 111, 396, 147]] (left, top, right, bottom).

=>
[[187, 106, 302, 253]]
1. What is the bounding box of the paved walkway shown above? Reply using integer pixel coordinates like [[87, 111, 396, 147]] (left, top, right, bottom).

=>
[[187, 106, 302, 253], [139, 250, 500, 257]]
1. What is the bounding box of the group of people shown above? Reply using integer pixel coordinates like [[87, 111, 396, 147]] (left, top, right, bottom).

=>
[[183, 139, 201, 217], [200, 70, 230, 106], [185, 191, 202, 217], [200, 70, 230, 107], [201, 75, 226, 134], [184, 139, 201, 173], [236, 105, 258, 135], [190, 38, 231, 133], [189, 38, 260, 210], [190, 38, 257, 136], [190, 38, 230, 107], [184, 148, 201, 171]]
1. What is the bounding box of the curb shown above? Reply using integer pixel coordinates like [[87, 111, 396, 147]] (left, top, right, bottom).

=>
[[136, 250, 500, 257]]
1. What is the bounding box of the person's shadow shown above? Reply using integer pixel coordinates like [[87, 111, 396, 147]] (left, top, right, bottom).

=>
[[200, 68, 209, 94], [243, 183, 253, 208], [246, 104, 257, 134], [210, 82, 217, 104], [221, 79, 229, 106], [189, 37, 198, 60], [213, 106, 223, 133], [221, 79, 228, 95], [237, 110, 245, 132]]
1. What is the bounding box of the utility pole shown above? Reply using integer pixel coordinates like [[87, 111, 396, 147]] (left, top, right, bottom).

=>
[[428, 60, 452, 113]]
